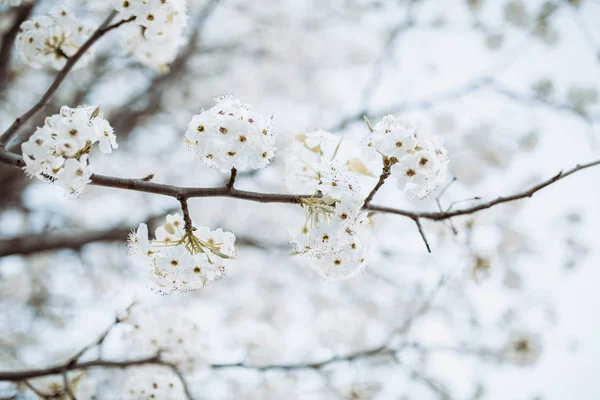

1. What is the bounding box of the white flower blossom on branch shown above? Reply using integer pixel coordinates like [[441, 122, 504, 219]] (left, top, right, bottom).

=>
[[115, 0, 188, 71], [363, 115, 449, 199], [15, 7, 94, 70], [184, 95, 277, 172], [20, 105, 117, 196], [128, 213, 236, 292]]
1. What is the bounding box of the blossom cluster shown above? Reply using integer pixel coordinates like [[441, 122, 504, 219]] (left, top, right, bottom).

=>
[[128, 213, 236, 292], [15, 7, 93, 70], [184, 95, 277, 172], [21, 105, 117, 195], [362, 115, 449, 198], [287, 131, 373, 280], [115, 0, 188, 71]]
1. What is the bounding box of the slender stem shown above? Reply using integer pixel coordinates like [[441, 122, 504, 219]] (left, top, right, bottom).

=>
[[178, 197, 194, 232], [226, 167, 237, 191], [363, 157, 392, 207], [0, 10, 131, 148], [413, 217, 431, 253], [99, 16, 136, 34], [62, 369, 75, 400]]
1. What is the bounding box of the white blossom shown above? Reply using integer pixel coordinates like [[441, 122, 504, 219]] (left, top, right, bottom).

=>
[[128, 213, 236, 292], [20, 105, 117, 196], [15, 7, 93, 70], [115, 0, 188, 71], [184, 95, 277, 172], [361, 115, 418, 160], [363, 115, 449, 199]]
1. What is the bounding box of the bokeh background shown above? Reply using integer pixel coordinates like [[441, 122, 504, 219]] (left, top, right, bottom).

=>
[[1, 0, 600, 399]]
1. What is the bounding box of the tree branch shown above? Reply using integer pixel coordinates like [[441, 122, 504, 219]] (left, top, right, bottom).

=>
[[1, 146, 599, 228], [413, 217, 431, 253], [363, 157, 392, 207], [0, 3, 35, 91], [0, 10, 129, 148]]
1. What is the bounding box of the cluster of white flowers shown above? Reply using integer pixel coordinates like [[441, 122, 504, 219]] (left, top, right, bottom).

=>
[[115, 0, 188, 71], [184, 95, 277, 172], [287, 140, 373, 279], [122, 305, 208, 372], [128, 213, 236, 292], [363, 115, 448, 199], [15, 7, 93, 70], [21, 105, 117, 195]]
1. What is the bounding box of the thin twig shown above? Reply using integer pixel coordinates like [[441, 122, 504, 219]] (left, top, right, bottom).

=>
[[363, 158, 392, 207], [62, 368, 75, 400], [22, 380, 53, 399], [226, 168, 237, 191], [163, 363, 194, 400], [98, 16, 136, 34], [413, 217, 431, 253]]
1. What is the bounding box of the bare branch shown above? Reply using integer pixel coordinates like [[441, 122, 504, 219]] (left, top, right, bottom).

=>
[[1, 147, 599, 230], [0, 356, 163, 381], [0, 227, 130, 257], [0, 3, 35, 91], [413, 218, 431, 253], [363, 157, 392, 207]]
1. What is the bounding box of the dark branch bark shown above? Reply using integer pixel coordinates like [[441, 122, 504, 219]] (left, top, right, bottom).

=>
[[226, 168, 237, 191], [363, 158, 392, 207], [1, 145, 599, 226], [0, 3, 34, 91], [0, 227, 130, 257], [0, 356, 162, 381]]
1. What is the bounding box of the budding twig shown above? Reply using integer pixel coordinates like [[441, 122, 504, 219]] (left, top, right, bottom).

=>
[[413, 217, 431, 253], [226, 167, 237, 191], [363, 156, 394, 207]]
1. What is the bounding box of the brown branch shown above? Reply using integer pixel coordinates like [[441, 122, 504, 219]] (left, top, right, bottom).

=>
[[368, 159, 600, 221], [98, 16, 136, 34], [0, 3, 35, 91], [61, 368, 75, 400], [413, 217, 431, 253], [0, 10, 125, 148], [363, 157, 393, 207], [1, 146, 599, 227], [0, 356, 163, 381], [179, 196, 194, 232], [0, 227, 130, 257]]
